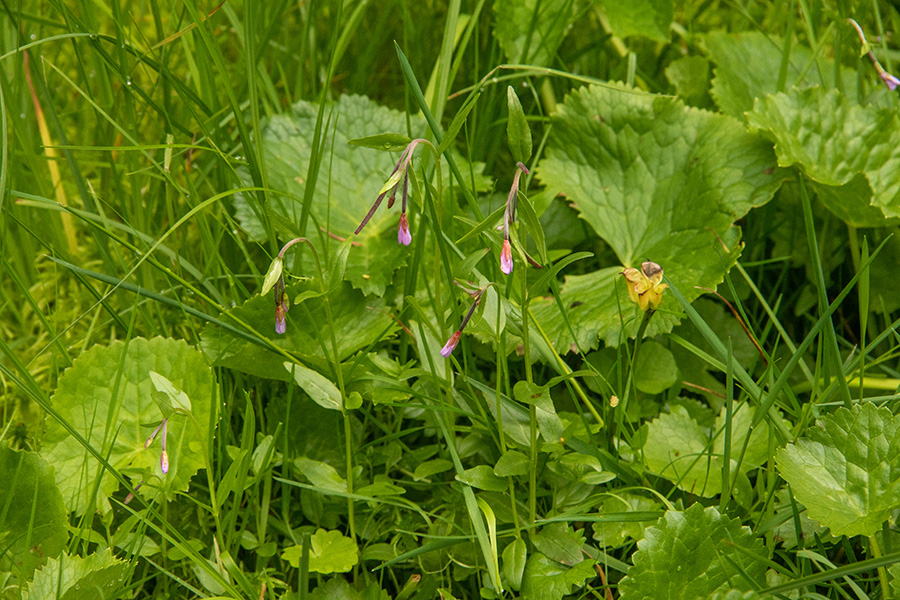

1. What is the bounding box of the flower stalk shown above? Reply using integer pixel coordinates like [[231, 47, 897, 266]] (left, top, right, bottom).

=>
[[848, 19, 900, 91], [440, 286, 486, 357], [500, 162, 530, 275]]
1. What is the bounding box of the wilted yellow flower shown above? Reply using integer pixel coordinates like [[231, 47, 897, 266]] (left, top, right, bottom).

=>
[[621, 261, 668, 312]]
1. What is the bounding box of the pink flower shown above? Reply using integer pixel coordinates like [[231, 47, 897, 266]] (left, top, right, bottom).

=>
[[880, 71, 900, 91], [275, 303, 286, 334], [500, 240, 513, 275], [441, 331, 461, 357], [398, 213, 412, 246], [145, 418, 170, 475]]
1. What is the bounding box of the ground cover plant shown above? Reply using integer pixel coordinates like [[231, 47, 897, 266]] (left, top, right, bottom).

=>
[[3, 0, 900, 598]]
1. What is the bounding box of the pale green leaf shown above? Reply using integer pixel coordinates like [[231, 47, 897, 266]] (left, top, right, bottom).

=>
[[260, 256, 283, 296], [24, 549, 131, 600], [747, 86, 900, 223], [502, 538, 527, 591], [43, 338, 215, 515], [284, 362, 342, 412], [0, 447, 67, 580], [456, 465, 507, 492], [294, 457, 347, 493], [149, 370, 192, 412], [775, 402, 900, 537], [534, 83, 782, 350], [619, 504, 766, 599], [282, 529, 358, 574], [494, 450, 530, 477], [520, 552, 595, 600], [591, 493, 661, 547]]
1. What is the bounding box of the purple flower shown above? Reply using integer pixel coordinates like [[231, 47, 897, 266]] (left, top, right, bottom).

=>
[[275, 303, 286, 334], [440, 331, 461, 357], [500, 239, 513, 275], [398, 213, 412, 246], [880, 70, 900, 91], [145, 418, 170, 475], [356, 139, 426, 246]]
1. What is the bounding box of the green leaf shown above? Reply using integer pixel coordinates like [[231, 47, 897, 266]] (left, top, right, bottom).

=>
[[705, 31, 859, 120], [414, 458, 454, 481], [520, 552, 595, 600], [294, 457, 347, 493], [665, 56, 712, 108], [23, 549, 131, 600], [502, 538, 527, 591], [633, 340, 678, 394], [531, 523, 584, 566], [200, 281, 394, 380], [494, 450, 530, 477], [438, 92, 482, 156], [149, 370, 192, 413], [747, 86, 900, 224], [261, 256, 283, 296], [493, 0, 583, 65], [591, 493, 661, 547], [507, 86, 532, 164], [283, 529, 358, 574], [284, 362, 342, 412], [534, 83, 782, 350], [513, 381, 565, 443], [643, 404, 778, 499], [43, 338, 215, 515], [775, 403, 900, 537], [348, 132, 413, 151], [456, 465, 507, 492], [308, 577, 360, 600], [0, 446, 67, 580], [619, 503, 766, 599], [602, 0, 673, 42]]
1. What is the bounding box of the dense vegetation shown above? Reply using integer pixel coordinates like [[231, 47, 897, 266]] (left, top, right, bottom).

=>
[[3, 1, 900, 599]]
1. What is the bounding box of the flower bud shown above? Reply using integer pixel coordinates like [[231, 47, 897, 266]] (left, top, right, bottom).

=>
[[500, 240, 513, 275]]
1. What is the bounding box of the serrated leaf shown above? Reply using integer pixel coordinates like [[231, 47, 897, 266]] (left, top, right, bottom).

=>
[[531, 523, 584, 566], [0, 447, 67, 580], [200, 281, 393, 381], [747, 86, 900, 224], [705, 31, 859, 120], [23, 549, 131, 600], [775, 403, 900, 537], [494, 0, 582, 65], [348, 132, 412, 151], [284, 362, 342, 411], [43, 338, 215, 515], [507, 86, 532, 164], [643, 404, 778, 499], [534, 83, 782, 350], [456, 465, 507, 492], [520, 552, 595, 600], [282, 529, 358, 574], [602, 0, 673, 42], [591, 493, 661, 547], [619, 504, 766, 600]]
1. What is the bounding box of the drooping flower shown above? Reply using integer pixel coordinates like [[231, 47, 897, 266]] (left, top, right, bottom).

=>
[[145, 418, 170, 475], [356, 139, 427, 245], [440, 287, 486, 358], [500, 239, 513, 275], [274, 275, 288, 335], [500, 162, 530, 275], [621, 260, 668, 312]]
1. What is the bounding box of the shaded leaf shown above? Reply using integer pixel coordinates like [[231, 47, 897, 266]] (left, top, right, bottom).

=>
[[0, 446, 67, 580], [602, 0, 673, 42], [456, 465, 507, 492], [633, 340, 678, 394], [531, 523, 584, 566], [284, 362, 342, 412], [591, 493, 661, 547], [747, 86, 900, 224], [775, 403, 900, 537], [43, 338, 215, 514], [494, 0, 582, 65], [23, 549, 131, 600], [619, 504, 766, 599], [507, 86, 533, 164], [520, 552, 595, 600]]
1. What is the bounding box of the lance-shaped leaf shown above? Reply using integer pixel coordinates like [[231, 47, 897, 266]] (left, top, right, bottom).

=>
[[42, 337, 215, 515], [619, 503, 766, 599], [534, 83, 783, 350], [775, 402, 900, 537], [747, 86, 900, 226], [0, 447, 67, 580]]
